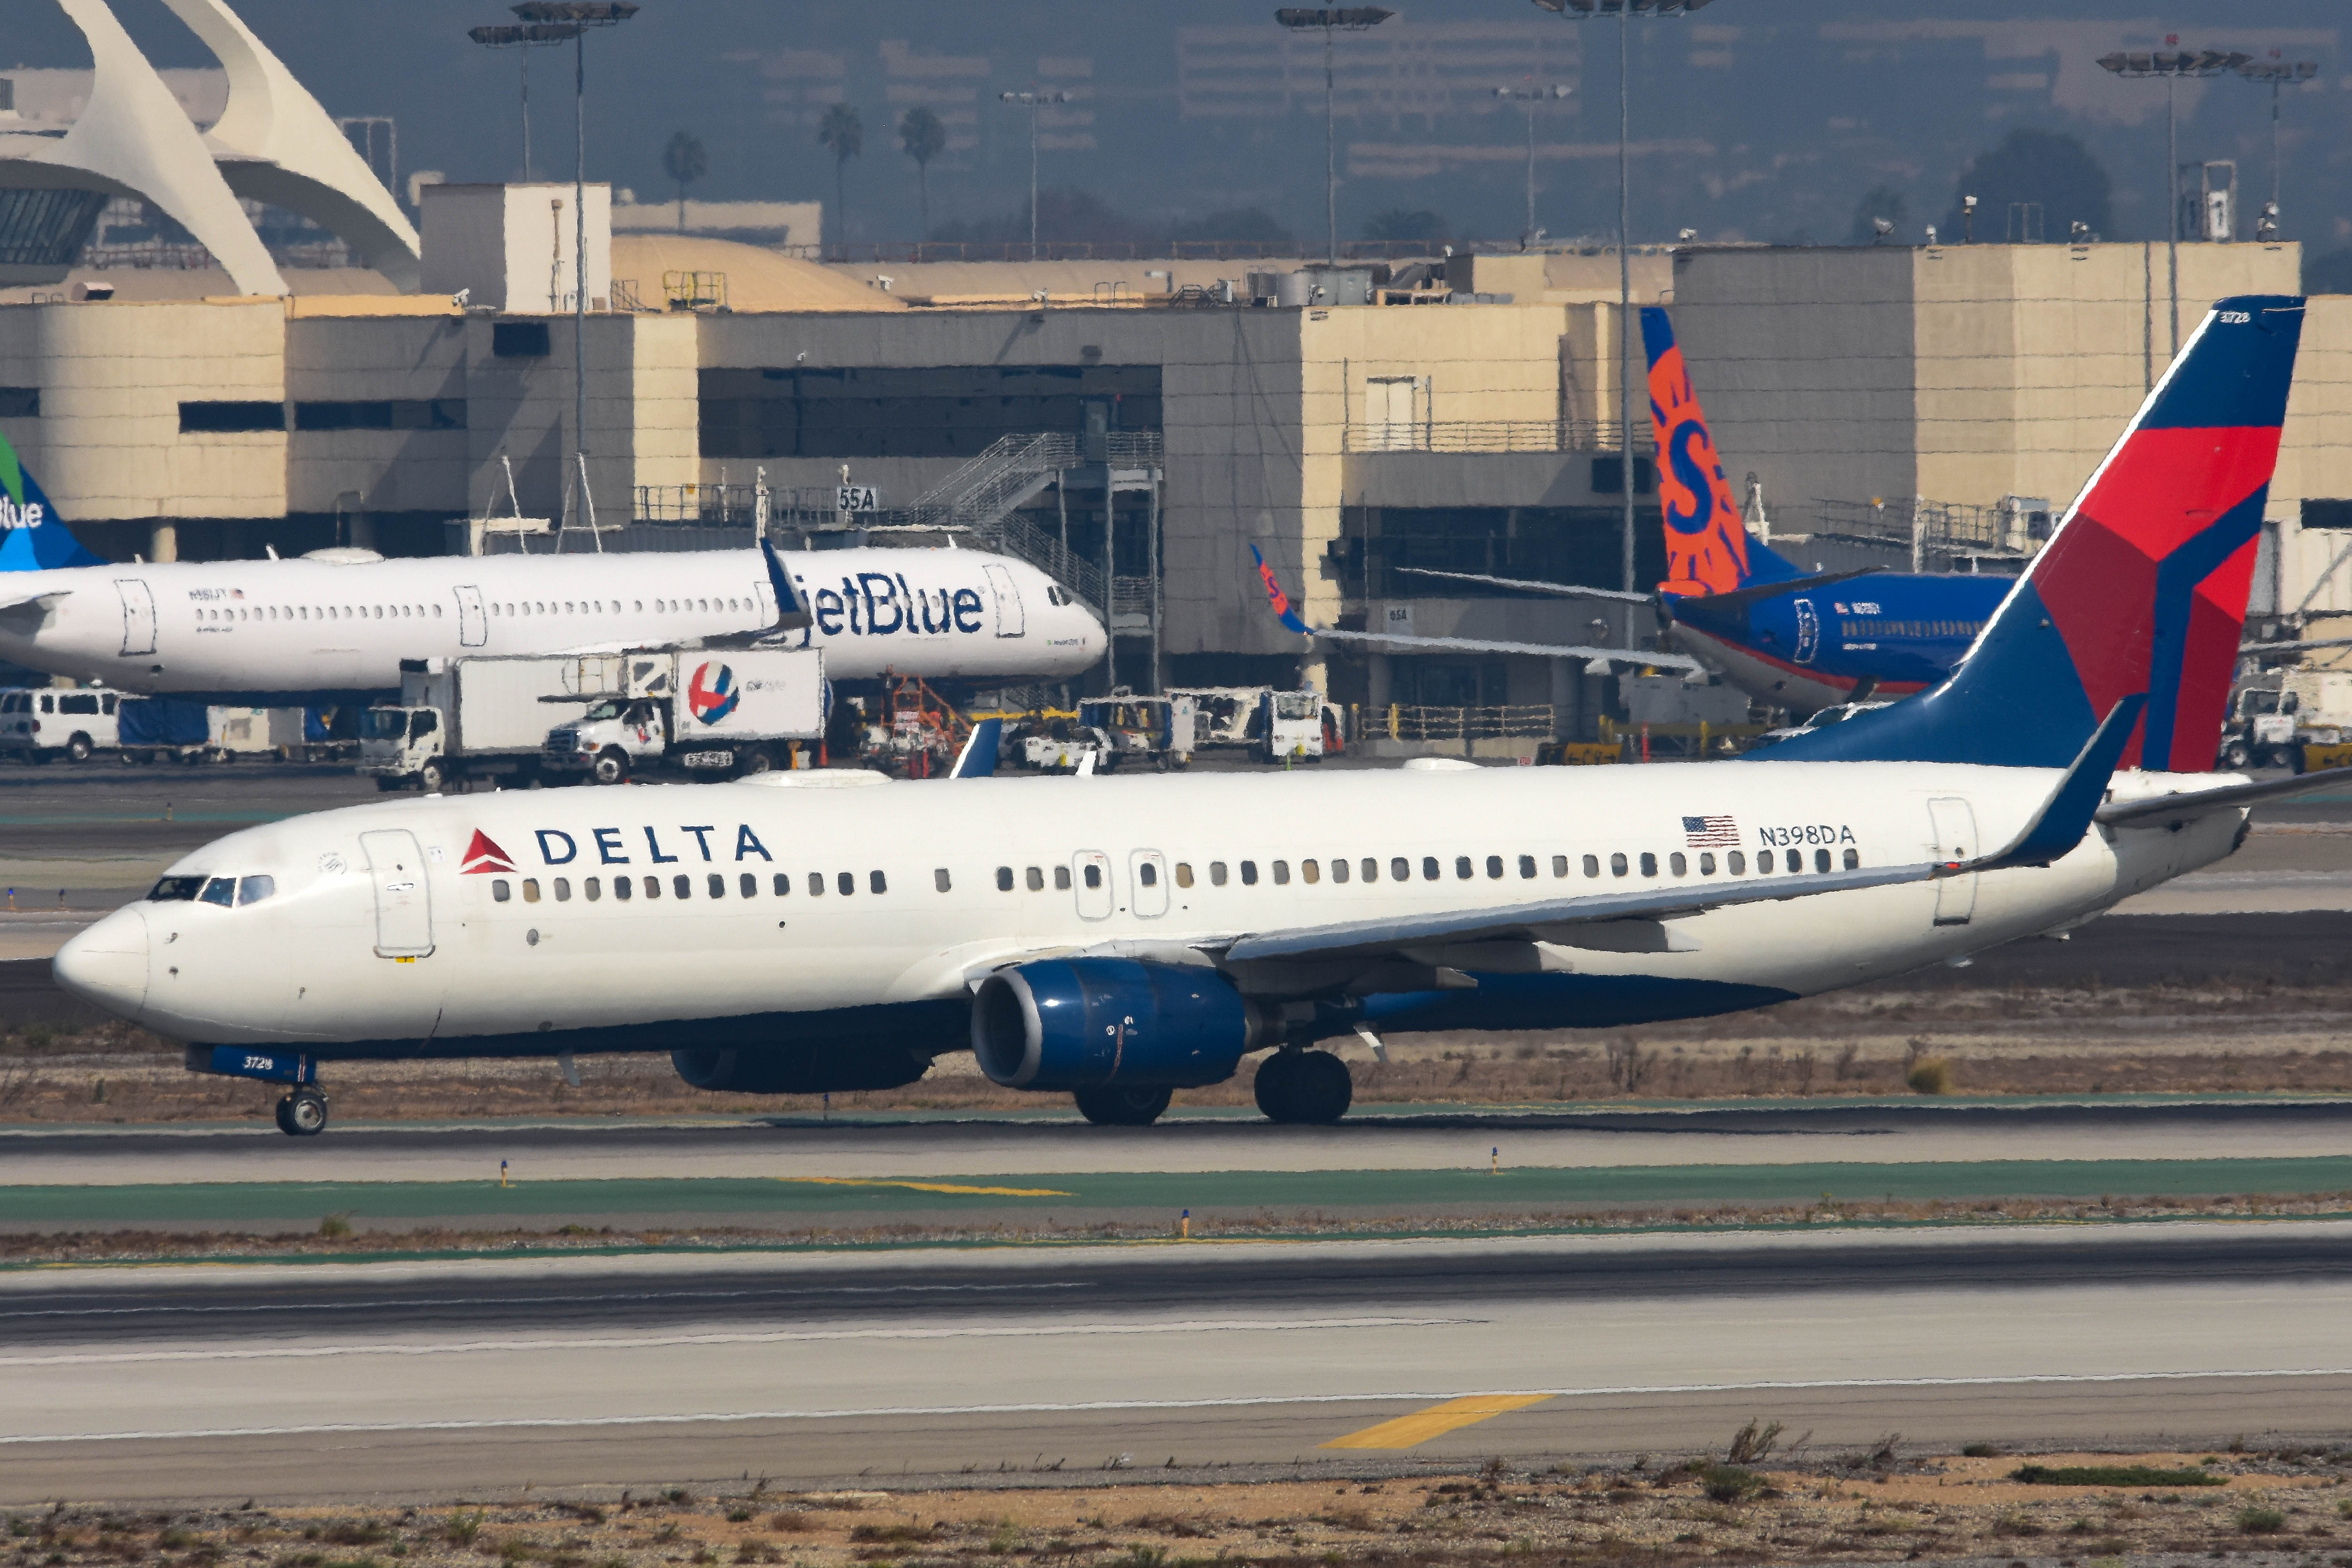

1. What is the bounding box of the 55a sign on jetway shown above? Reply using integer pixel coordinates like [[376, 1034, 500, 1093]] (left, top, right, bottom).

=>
[[837, 485, 880, 513]]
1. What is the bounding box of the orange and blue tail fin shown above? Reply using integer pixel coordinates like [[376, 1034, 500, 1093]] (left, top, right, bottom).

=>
[[1768, 295, 2303, 772], [1640, 305, 1800, 594], [0, 431, 101, 571]]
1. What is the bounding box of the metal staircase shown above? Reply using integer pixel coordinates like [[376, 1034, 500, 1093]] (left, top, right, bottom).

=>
[[900, 431, 1163, 613]]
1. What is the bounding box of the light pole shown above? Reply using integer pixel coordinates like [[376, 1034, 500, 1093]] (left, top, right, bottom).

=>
[[1532, 0, 1713, 634], [2097, 46, 2249, 360], [468, 23, 572, 180], [498, 3, 636, 538], [1495, 84, 1572, 246], [998, 90, 1071, 260], [2237, 56, 2318, 237], [1275, 8, 1394, 265]]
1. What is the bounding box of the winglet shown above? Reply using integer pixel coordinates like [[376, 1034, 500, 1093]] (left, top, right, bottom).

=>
[[1969, 694, 2146, 872], [949, 716, 1002, 778], [1250, 544, 1312, 635], [761, 538, 814, 632]]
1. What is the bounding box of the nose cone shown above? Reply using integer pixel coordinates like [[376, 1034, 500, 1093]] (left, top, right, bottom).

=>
[[54, 905, 149, 1022]]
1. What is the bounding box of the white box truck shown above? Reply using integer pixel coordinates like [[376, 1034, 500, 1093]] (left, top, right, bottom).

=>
[[542, 649, 825, 783], [360, 654, 627, 792]]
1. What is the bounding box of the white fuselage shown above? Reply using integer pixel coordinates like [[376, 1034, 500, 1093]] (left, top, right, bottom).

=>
[[0, 546, 1103, 694], [54, 760, 2243, 1054]]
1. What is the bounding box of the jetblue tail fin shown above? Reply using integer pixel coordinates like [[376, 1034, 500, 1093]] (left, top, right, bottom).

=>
[[1768, 295, 2303, 772], [1641, 305, 1799, 594], [0, 431, 102, 571]]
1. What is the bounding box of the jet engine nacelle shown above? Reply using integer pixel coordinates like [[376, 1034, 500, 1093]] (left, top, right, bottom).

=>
[[670, 1044, 928, 1094], [970, 957, 1268, 1091]]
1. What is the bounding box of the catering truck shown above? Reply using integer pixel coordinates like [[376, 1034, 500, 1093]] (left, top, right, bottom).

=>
[[361, 649, 824, 791], [541, 648, 825, 783]]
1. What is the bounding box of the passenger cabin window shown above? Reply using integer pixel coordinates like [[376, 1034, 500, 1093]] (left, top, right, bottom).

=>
[[1553, 855, 1570, 878], [1361, 858, 1378, 883], [1455, 856, 1473, 880], [644, 876, 661, 899], [1301, 859, 1320, 884], [838, 871, 855, 896], [1027, 867, 1045, 891], [1486, 855, 1504, 879], [1083, 864, 1103, 889], [1814, 848, 1832, 873], [586, 877, 602, 901], [1053, 866, 1071, 891], [1699, 853, 1716, 876], [1728, 851, 1746, 875], [743, 873, 761, 897], [1609, 853, 1628, 877], [1639, 853, 1658, 877], [522, 879, 541, 902], [1239, 861, 1258, 886], [553, 878, 571, 901], [708, 873, 726, 898], [674, 875, 692, 899], [997, 866, 1015, 891], [934, 868, 952, 892], [773, 873, 791, 895], [492, 879, 511, 903], [1391, 858, 1409, 882], [1669, 853, 1687, 876], [1175, 863, 1194, 888], [1519, 855, 1537, 879], [1757, 850, 1775, 873], [871, 870, 888, 894], [806, 872, 822, 897], [1327, 859, 1345, 884], [1422, 857, 1439, 881], [1209, 862, 1228, 886], [614, 876, 632, 901], [1138, 863, 1157, 887], [1843, 848, 1860, 870], [1271, 861, 1289, 885]]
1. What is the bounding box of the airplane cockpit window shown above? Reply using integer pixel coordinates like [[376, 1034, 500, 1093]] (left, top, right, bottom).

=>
[[148, 875, 206, 901], [199, 877, 236, 907], [238, 875, 276, 906]]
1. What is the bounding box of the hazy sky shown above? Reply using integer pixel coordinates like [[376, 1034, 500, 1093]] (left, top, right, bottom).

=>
[[16, 2, 2348, 253]]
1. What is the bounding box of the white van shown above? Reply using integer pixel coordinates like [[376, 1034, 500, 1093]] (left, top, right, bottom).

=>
[[0, 686, 127, 762]]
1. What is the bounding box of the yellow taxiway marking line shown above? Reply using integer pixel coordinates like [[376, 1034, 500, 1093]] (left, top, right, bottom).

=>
[[771, 1177, 1076, 1198], [1321, 1393, 1554, 1450]]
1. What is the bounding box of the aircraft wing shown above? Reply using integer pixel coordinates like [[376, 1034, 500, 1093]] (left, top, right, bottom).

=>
[[1299, 624, 1706, 674], [1217, 695, 2142, 965], [0, 586, 69, 613], [1390, 567, 1657, 604], [2097, 763, 2352, 827]]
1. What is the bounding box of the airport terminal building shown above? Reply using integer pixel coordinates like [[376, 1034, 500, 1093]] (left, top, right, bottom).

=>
[[0, 209, 2340, 737]]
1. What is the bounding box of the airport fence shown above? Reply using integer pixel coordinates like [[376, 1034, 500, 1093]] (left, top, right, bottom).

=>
[[1342, 418, 1653, 455], [1380, 704, 1559, 742]]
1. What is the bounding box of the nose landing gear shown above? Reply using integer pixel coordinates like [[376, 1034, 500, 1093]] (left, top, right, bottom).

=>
[[274, 1087, 329, 1136]]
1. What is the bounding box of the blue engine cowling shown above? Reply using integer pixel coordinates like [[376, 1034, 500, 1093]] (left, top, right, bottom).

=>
[[970, 958, 1266, 1090]]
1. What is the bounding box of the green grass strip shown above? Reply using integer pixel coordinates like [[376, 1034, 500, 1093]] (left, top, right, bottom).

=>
[[2010, 1465, 2224, 1487], [6, 1156, 2352, 1225]]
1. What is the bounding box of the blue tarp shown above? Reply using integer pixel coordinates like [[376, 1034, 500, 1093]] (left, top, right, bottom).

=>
[[117, 697, 209, 746]]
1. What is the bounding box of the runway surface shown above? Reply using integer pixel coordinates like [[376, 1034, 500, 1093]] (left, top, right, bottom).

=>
[[7, 1222, 2352, 1503]]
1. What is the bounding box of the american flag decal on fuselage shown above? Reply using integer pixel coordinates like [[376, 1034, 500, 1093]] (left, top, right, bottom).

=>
[[1682, 815, 1738, 847]]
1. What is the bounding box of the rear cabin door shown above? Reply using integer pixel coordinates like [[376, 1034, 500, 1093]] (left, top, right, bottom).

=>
[[115, 579, 156, 656], [1926, 797, 1977, 926], [454, 585, 488, 647], [983, 563, 1025, 637], [360, 828, 436, 956], [1130, 850, 1169, 917], [1072, 850, 1114, 920]]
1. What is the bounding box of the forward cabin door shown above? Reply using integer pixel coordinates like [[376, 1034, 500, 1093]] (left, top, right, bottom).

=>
[[454, 585, 488, 647], [361, 829, 436, 956], [983, 563, 1025, 637], [115, 579, 156, 656], [1926, 797, 1977, 927]]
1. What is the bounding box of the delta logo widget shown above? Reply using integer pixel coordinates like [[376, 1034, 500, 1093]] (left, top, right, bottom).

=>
[[459, 830, 516, 876], [687, 661, 740, 725]]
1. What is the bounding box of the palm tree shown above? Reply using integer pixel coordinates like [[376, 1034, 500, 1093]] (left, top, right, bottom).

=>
[[898, 106, 947, 239], [661, 131, 707, 231], [817, 103, 864, 248]]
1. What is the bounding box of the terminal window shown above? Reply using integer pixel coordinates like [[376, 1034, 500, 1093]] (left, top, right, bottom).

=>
[[0, 387, 36, 418], [2303, 500, 2352, 530], [179, 401, 284, 434], [294, 400, 467, 431], [699, 364, 1161, 460], [493, 322, 552, 357]]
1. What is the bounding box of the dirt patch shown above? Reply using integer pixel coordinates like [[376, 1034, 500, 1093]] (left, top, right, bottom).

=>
[[11, 1446, 2352, 1568]]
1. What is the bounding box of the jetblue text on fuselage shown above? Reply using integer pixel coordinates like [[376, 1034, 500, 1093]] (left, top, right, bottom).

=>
[[811, 573, 984, 637]]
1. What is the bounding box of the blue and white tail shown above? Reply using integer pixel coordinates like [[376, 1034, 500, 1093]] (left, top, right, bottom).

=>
[[0, 431, 101, 571]]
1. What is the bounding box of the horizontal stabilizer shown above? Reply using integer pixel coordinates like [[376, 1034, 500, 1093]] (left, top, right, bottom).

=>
[[1669, 568, 1881, 619], [2097, 761, 2352, 826], [0, 586, 70, 613]]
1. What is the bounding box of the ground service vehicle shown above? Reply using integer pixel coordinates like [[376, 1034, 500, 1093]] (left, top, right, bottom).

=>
[[0, 685, 123, 761], [544, 649, 825, 783], [2218, 670, 2352, 769], [1077, 694, 1194, 769]]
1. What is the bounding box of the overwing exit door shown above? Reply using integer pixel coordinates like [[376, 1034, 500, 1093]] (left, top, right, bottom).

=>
[[1927, 797, 1977, 926], [115, 579, 156, 656]]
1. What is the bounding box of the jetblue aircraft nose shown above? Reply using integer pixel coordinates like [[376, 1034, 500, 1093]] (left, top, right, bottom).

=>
[[54, 906, 149, 1022]]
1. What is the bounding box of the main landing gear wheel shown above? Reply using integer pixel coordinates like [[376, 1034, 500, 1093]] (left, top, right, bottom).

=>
[[1073, 1084, 1173, 1126], [1253, 1050, 1353, 1125], [274, 1088, 329, 1137]]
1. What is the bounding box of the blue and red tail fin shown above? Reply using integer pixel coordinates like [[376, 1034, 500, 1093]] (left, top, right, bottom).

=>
[[1250, 543, 1311, 634], [1768, 295, 2303, 772], [1641, 305, 1799, 593], [0, 430, 102, 571]]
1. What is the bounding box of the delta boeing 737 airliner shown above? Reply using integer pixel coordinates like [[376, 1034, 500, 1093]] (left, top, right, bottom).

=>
[[52, 297, 2334, 1136], [0, 438, 1103, 701]]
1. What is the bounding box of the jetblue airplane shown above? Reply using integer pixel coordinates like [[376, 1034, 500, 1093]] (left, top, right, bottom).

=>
[[52, 296, 2329, 1135], [0, 437, 1103, 702]]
